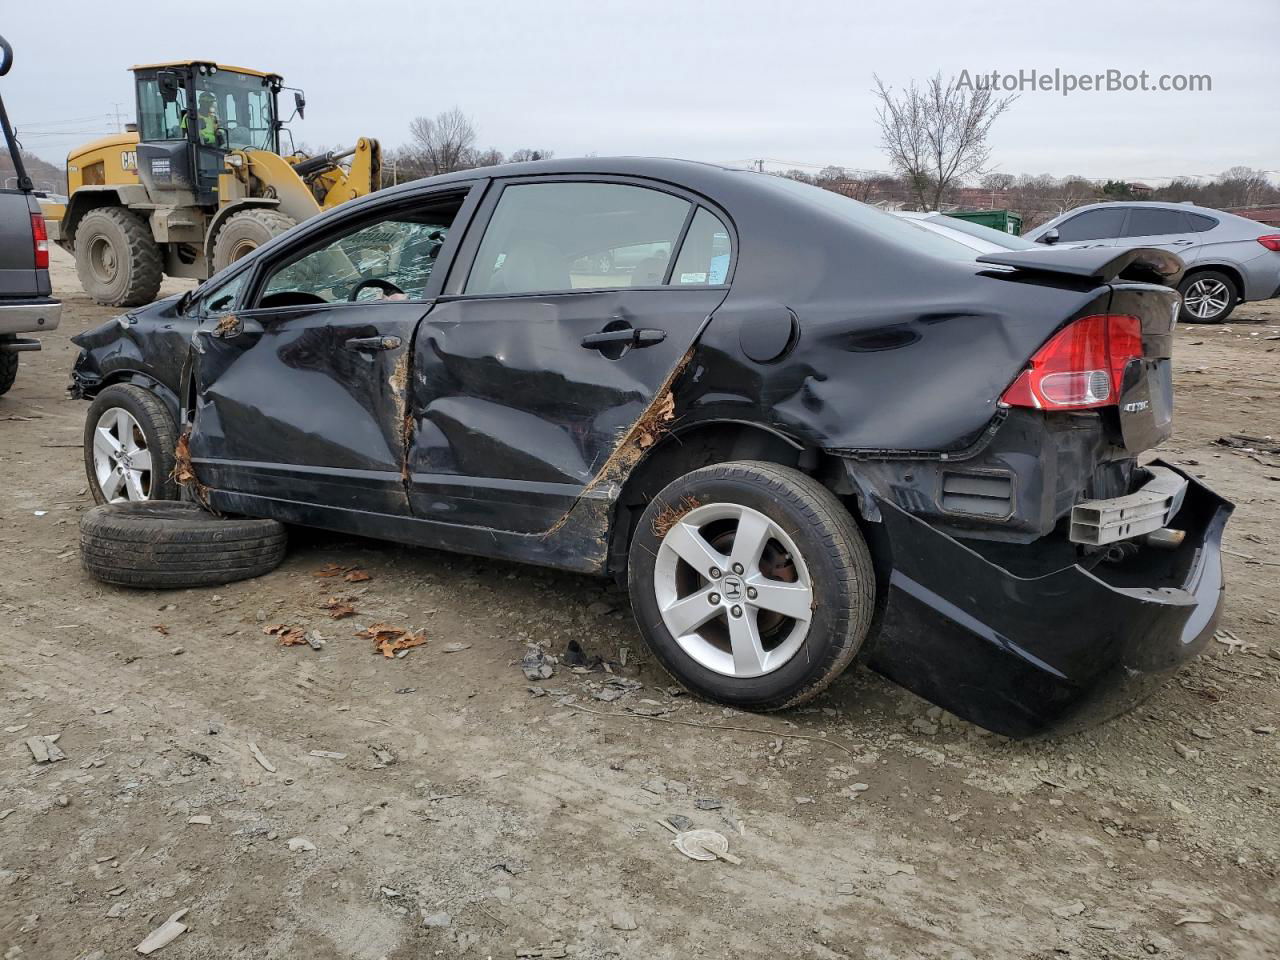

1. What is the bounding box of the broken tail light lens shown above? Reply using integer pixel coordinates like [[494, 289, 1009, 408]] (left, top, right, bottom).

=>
[[1257, 235, 1280, 252], [1000, 314, 1143, 410], [31, 212, 48, 269]]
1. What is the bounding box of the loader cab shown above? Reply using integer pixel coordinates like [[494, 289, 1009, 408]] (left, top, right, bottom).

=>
[[133, 61, 282, 208]]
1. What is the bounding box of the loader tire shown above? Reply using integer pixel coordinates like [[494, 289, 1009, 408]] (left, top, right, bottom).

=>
[[80, 501, 287, 590], [74, 207, 163, 307], [212, 210, 296, 271]]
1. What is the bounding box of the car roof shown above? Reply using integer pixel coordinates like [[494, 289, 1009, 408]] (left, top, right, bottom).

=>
[[377, 156, 752, 198], [1055, 199, 1226, 216]]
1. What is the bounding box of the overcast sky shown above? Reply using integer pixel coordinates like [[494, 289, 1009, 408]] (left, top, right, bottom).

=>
[[4, 0, 1277, 183]]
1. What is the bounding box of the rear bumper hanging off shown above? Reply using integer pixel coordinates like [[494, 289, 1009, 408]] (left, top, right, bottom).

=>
[[862, 462, 1232, 737]]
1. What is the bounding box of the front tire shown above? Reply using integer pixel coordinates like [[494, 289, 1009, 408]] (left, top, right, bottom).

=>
[[1178, 270, 1238, 324], [627, 461, 875, 710], [84, 384, 179, 505], [74, 207, 162, 307], [211, 209, 296, 272]]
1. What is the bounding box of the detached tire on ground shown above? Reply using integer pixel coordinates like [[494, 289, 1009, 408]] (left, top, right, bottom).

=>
[[74, 207, 163, 307], [211, 209, 296, 272], [80, 502, 287, 589], [628, 460, 876, 711]]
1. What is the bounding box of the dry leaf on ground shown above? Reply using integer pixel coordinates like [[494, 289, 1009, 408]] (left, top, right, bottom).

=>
[[344, 569, 372, 583], [357, 622, 428, 658], [264, 624, 308, 646], [313, 563, 346, 578], [320, 597, 358, 619], [153, 624, 169, 636]]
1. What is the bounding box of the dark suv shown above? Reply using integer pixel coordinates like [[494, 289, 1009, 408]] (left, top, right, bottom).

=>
[[0, 35, 60, 395]]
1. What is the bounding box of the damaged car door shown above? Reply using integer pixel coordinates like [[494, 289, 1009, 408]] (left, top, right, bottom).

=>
[[187, 187, 476, 515], [404, 178, 734, 547]]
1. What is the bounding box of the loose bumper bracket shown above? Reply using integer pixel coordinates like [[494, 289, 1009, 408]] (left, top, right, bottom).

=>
[[1069, 465, 1188, 547]]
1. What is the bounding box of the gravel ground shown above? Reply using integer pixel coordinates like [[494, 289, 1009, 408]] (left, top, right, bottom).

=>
[[1, 248, 1277, 959]]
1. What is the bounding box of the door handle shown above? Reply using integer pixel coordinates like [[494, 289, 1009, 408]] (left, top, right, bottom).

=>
[[345, 335, 402, 351], [1171, 239, 1194, 246], [580, 328, 666, 350]]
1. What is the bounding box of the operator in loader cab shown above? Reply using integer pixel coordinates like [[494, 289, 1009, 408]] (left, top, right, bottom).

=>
[[181, 92, 222, 147]]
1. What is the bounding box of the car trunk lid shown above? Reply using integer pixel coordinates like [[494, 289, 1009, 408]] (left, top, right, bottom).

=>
[[1109, 282, 1179, 453]]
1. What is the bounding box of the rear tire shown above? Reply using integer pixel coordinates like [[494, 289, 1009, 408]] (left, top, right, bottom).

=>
[[74, 207, 162, 307], [80, 501, 287, 589], [211, 209, 296, 272], [627, 461, 875, 711], [1178, 270, 1238, 324], [0, 353, 17, 397]]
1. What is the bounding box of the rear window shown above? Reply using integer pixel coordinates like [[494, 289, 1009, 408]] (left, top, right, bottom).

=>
[[670, 207, 732, 284], [1186, 212, 1218, 232], [465, 182, 691, 294], [1123, 208, 1190, 238], [753, 174, 980, 261]]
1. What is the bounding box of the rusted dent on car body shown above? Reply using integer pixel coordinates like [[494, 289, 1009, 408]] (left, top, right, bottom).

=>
[[172, 426, 212, 509], [651, 494, 701, 538], [389, 351, 412, 491], [542, 343, 696, 540]]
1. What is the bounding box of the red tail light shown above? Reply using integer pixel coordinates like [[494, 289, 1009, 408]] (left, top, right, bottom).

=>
[[1257, 235, 1280, 252], [1000, 314, 1143, 410], [30, 212, 48, 269]]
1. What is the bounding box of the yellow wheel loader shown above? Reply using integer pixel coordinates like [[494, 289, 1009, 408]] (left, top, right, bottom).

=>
[[41, 61, 380, 306]]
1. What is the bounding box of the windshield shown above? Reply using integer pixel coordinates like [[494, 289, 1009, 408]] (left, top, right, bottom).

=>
[[750, 173, 984, 261], [925, 214, 1037, 250], [194, 70, 276, 151]]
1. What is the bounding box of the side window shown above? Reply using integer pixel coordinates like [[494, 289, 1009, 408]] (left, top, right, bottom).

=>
[[137, 78, 188, 141], [465, 182, 691, 295], [1055, 207, 1127, 242], [670, 208, 732, 285], [200, 272, 247, 315], [255, 196, 463, 307], [1186, 212, 1218, 232], [186, 271, 245, 320], [1123, 208, 1189, 238]]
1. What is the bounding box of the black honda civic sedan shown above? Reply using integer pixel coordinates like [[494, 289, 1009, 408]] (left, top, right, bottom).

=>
[[70, 157, 1232, 737]]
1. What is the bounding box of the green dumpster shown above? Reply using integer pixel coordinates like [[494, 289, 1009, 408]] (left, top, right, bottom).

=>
[[946, 209, 1023, 236]]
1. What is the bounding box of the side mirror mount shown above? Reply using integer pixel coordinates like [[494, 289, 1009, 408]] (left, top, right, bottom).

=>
[[293, 91, 306, 120], [158, 71, 181, 103], [1040, 227, 1060, 246]]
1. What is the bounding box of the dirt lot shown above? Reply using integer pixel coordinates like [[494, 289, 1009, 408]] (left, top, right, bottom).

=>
[[1, 248, 1277, 960]]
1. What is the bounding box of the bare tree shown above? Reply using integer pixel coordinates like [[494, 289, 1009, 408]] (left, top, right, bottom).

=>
[[407, 107, 478, 176], [509, 148, 554, 163], [873, 73, 1015, 211], [471, 147, 505, 168], [1216, 166, 1272, 208]]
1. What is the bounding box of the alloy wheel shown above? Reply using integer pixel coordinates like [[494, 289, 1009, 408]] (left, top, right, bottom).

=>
[[91, 407, 154, 503], [1182, 278, 1231, 320], [653, 502, 813, 678]]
